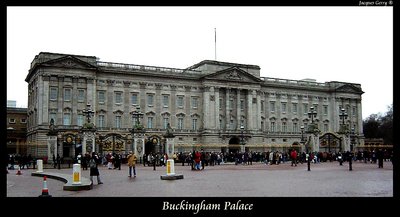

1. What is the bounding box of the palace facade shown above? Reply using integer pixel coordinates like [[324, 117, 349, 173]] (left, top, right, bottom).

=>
[[25, 52, 364, 159]]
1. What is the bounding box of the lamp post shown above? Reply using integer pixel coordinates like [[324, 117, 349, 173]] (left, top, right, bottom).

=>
[[82, 104, 96, 155], [338, 108, 348, 153], [82, 104, 95, 124], [301, 126, 310, 171], [349, 127, 356, 171], [130, 106, 144, 161], [308, 106, 317, 124], [240, 124, 245, 152]]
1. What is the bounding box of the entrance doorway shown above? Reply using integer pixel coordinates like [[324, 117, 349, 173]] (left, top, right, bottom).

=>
[[228, 137, 240, 153]]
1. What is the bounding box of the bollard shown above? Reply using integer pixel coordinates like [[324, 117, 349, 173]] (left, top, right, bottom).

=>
[[37, 160, 43, 173], [166, 159, 175, 175], [161, 159, 183, 180], [72, 164, 81, 185]]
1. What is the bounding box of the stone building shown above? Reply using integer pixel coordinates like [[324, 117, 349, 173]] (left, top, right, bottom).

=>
[[7, 107, 28, 155], [25, 52, 364, 159]]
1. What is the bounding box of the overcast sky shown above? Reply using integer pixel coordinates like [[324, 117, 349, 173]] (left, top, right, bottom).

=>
[[7, 6, 392, 119]]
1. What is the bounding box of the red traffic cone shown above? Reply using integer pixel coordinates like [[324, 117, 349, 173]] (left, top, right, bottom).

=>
[[16, 167, 22, 175], [39, 176, 52, 197]]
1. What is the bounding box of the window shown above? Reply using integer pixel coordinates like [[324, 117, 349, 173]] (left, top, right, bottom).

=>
[[261, 121, 264, 131], [9, 118, 15, 124], [115, 116, 121, 128], [78, 89, 85, 102], [352, 106, 356, 116], [50, 87, 58, 101], [324, 106, 328, 115], [324, 123, 328, 132], [282, 122, 287, 132], [219, 99, 223, 110], [241, 99, 245, 111], [163, 118, 169, 129], [49, 113, 57, 125], [163, 95, 169, 107], [147, 117, 153, 129], [260, 101, 264, 112], [229, 99, 234, 110], [293, 123, 298, 133], [63, 113, 71, 125], [98, 115, 105, 128], [131, 93, 138, 105], [270, 122, 275, 132], [20, 118, 27, 123], [281, 103, 287, 113], [98, 91, 105, 103], [270, 101, 275, 112], [303, 104, 308, 114], [177, 96, 184, 108], [304, 123, 308, 131], [147, 94, 154, 106], [64, 88, 72, 101], [77, 114, 84, 127], [219, 119, 223, 129], [230, 120, 234, 129], [283, 139, 287, 142], [191, 97, 198, 109], [115, 92, 123, 104], [178, 118, 184, 129], [292, 103, 297, 113], [192, 119, 198, 130]]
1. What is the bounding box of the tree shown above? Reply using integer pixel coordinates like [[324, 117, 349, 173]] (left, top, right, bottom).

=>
[[363, 104, 393, 145]]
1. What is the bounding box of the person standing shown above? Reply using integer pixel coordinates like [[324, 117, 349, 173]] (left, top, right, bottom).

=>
[[89, 152, 103, 185], [291, 149, 298, 167], [377, 148, 384, 168], [127, 151, 137, 177]]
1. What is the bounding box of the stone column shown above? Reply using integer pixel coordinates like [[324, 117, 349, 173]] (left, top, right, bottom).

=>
[[247, 90, 254, 131], [203, 86, 210, 130], [165, 138, 175, 158], [134, 133, 145, 159], [214, 87, 220, 130], [236, 89, 241, 128], [82, 131, 96, 154], [356, 99, 363, 135], [341, 134, 350, 152], [309, 134, 320, 153], [256, 91, 261, 130], [47, 136, 57, 164], [225, 88, 230, 130]]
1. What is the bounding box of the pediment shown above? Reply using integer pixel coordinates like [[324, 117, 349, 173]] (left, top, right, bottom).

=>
[[335, 84, 364, 94], [41, 55, 97, 70], [201, 67, 262, 83]]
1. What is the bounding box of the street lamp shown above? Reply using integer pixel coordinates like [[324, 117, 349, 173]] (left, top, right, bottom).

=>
[[82, 104, 95, 124], [240, 124, 245, 148], [130, 106, 144, 161], [308, 106, 317, 124], [301, 126, 310, 171], [338, 108, 348, 153], [349, 127, 356, 171]]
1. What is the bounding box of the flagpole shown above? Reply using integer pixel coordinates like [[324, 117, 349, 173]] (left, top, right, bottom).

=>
[[214, 28, 217, 60]]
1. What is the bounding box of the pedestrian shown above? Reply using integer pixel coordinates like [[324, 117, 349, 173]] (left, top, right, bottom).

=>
[[377, 148, 384, 168], [52, 154, 57, 169], [291, 149, 297, 166], [89, 152, 103, 185], [127, 151, 137, 177], [56, 153, 61, 170]]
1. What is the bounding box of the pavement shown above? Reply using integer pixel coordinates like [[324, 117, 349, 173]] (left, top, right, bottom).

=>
[[6, 160, 393, 197]]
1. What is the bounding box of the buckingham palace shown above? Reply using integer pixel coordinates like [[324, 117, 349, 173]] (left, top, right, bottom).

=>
[[25, 52, 364, 160]]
